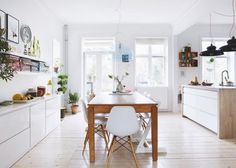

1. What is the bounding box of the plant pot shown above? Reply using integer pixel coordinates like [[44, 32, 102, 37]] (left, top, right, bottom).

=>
[[60, 107, 66, 119], [71, 104, 79, 114]]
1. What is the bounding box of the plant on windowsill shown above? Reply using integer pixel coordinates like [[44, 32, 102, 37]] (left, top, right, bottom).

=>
[[68, 91, 80, 114], [0, 28, 16, 82]]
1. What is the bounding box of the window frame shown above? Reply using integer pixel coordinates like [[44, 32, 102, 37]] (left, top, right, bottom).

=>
[[135, 38, 168, 87], [81, 38, 116, 97]]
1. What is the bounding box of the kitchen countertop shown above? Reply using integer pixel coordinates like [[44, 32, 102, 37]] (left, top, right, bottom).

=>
[[0, 95, 60, 116], [182, 84, 236, 91]]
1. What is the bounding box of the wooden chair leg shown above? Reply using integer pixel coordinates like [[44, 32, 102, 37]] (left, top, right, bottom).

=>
[[105, 130, 110, 141], [106, 136, 116, 167], [128, 136, 139, 168], [101, 124, 109, 151], [82, 131, 89, 155]]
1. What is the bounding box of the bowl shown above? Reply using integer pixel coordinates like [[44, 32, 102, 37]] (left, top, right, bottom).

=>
[[202, 82, 214, 86]]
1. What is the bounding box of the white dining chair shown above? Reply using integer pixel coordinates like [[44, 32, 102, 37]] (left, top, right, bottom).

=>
[[80, 99, 109, 154], [106, 106, 140, 168]]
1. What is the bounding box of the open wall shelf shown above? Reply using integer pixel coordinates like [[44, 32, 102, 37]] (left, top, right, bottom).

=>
[[179, 51, 198, 67], [0, 52, 49, 73]]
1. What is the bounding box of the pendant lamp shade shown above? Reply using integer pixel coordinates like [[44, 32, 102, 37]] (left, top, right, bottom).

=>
[[200, 44, 224, 56], [219, 36, 236, 52]]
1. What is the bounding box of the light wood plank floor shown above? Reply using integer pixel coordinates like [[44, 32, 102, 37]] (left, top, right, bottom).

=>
[[12, 112, 236, 168]]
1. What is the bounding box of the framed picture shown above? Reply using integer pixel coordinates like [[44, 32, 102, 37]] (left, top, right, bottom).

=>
[[0, 9, 6, 39], [6, 14, 19, 43], [122, 54, 129, 62]]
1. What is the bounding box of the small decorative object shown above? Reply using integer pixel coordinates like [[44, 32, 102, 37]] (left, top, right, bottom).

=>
[[0, 10, 6, 39], [6, 14, 19, 44], [46, 80, 52, 95], [68, 91, 80, 114], [108, 72, 129, 92], [20, 25, 32, 55], [0, 30, 16, 82], [57, 74, 68, 94], [31, 36, 36, 56], [189, 76, 200, 85]]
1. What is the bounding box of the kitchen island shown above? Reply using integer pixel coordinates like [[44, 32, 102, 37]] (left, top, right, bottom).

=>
[[182, 85, 236, 139]]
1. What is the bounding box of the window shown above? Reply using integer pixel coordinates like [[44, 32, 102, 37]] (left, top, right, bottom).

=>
[[82, 38, 115, 95], [201, 38, 235, 84], [135, 38, 168, 87]]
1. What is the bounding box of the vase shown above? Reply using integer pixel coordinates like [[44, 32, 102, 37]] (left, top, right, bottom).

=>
[[116, 82, 123, 92]]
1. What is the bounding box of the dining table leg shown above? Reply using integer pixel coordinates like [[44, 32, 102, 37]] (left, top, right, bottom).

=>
[[151, 105, 158, 161], [88, 106, 95, 162]]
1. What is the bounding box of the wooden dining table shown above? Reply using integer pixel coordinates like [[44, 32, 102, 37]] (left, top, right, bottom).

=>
[[87, 92, 158, 162]]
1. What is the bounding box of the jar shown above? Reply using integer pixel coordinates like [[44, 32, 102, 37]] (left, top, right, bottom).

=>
[[37, 86, 46, 97]]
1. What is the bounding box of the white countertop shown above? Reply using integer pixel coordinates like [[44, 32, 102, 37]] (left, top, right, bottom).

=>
[[182, 84, 236, 91], [0, 95, 60, 116]]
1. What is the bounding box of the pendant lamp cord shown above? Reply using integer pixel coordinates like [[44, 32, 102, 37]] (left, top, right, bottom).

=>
[[229, 0, 236, 37], [209, 13, 213, 44], [115, 0, 122, 37]]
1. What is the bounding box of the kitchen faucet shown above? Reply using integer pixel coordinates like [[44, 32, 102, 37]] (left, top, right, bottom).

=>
[[221, 70, 229, 86]]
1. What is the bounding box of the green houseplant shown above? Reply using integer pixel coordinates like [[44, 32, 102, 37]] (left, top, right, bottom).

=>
[[69, 91, 80, 114], [57, 74, 68, 94], [0, 28, 16, 82]]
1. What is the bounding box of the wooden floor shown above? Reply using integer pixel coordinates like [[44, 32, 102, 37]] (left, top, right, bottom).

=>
[[12, 112, 236, 168]]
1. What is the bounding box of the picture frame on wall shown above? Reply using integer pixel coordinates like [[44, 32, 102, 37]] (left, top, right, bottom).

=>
[[122, 54, 129, 62], [6, 14, 19, 43], [0, 9, 6, 39]]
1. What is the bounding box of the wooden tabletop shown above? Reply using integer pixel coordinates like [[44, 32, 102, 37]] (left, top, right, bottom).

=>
[[88, 92, 157, 106]]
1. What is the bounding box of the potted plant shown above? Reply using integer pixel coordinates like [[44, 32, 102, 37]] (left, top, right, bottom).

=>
[[69, 91, 80, 114], [0, 28, 16, 82], [57, 74, 68, 94]]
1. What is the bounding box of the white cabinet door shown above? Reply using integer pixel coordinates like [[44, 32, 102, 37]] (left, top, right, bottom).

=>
[[0, 129, 30, 168], [46, 97, 60, 134], [0, 107, 30, 144], [183, 88, 218, 133], [30, 101, 46, 147]]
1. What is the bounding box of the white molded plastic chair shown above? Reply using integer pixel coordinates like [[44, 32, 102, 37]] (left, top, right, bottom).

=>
[[80, 99, 109, 154], [106, 106, 140, 167]]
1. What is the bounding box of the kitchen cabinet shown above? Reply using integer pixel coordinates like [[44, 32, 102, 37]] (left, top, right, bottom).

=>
[[0, 95, 61, 168], [46, 97, 60, 134], [30, 101, 46, 147], [0, 129, 30, 168], [0, 107, 30, 168], [0, 107, 30, 144], [182, 85, 236, 139]]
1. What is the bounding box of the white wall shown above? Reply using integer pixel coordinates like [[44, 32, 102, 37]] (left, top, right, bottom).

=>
[[173, 24, 234, 112], [67, 24, 173, 111], [0, 0, 63, 101]]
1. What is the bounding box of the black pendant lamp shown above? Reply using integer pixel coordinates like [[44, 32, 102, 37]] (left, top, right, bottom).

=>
[[200, 44, 224, 56], [220, 36, 236, 52], [200, 14, 224, 56], [219, 0, 236, 52]]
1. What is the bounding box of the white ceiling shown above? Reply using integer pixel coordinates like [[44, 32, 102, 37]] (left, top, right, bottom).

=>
[[38, 0, 234, 34]]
